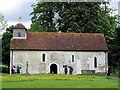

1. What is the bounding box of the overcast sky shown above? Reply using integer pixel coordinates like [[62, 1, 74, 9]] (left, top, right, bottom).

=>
[[0, 0, 119, 31]]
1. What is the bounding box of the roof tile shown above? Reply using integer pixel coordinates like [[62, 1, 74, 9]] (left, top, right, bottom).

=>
[[10, 32, 108, 51]]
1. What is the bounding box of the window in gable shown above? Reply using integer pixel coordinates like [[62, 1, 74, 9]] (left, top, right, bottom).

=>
[[18, 32, 21, 37]]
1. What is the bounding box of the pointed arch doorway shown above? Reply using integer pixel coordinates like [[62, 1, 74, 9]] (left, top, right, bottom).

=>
[[50, 64, 57, 74]]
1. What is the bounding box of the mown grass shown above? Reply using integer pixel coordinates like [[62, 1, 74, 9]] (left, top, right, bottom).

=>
[[2, 74, 119, 88]]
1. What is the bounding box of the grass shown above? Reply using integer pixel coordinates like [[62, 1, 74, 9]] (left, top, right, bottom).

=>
[[1, 74, 119, 88]]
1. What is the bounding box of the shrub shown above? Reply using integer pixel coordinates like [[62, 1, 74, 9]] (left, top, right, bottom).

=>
[[1, 65, 9, 73]]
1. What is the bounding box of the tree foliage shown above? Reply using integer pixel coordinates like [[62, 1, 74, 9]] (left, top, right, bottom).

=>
[[28, 22, 44, 32], [30, 2, 117, 34], [2, 26, 13, 65], [0, 15, 7, 31], [30, 2, 58, 32], [111, 26, 120, 70], [0, 14, 7, 66]]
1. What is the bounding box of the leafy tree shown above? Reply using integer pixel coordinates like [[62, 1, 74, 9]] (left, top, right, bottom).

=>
[[28, 22, 44, 32], [112, 26, 120, 70], [0, 14, 7, 67], [30, 2, 58, 32], [57, 2, 117, 39], [2, 26, 13, 66], [0, 14, 7, 31], [31, 2, 117, 34], [0, 38, 1, 65]]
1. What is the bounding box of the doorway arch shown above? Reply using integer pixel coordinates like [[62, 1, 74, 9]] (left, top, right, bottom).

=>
[[50, 64, 57, 74]]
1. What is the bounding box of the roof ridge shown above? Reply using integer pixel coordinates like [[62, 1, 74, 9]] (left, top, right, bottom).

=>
[[14, 23, 26, 29], [28, 32, 104, 35]]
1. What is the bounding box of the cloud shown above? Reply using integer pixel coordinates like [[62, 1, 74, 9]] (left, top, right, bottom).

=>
[[3, 2, 34, 29], [4, 2, 33, 22], [0, 0, 24, 14], [111, 0, 120, 2], [0, 0, 36, 14]]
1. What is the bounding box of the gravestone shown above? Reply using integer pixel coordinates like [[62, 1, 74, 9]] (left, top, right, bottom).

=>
[[118, 70, 120, 78]]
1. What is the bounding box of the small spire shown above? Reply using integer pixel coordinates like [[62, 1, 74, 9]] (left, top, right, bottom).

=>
[[18, 16, 22, 22]]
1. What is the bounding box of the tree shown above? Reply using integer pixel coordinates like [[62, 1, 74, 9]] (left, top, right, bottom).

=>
[[31, 2, 117, 34], [57, 2, 117, 36], [0, 38, 1, 65], [30, 2, 58, 32], [2, 26, 13, 66], [28, 22, 44, 32], [112, 26, 120, 70], [0, 14, 7, 68], [0, 14, 7, 31]]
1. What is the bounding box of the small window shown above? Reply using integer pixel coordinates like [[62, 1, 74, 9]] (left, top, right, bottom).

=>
[[18, 32, 21, 37], [94, 57, 97, 68], [71, 55, 75, 62], [42, 54, 45, 62]]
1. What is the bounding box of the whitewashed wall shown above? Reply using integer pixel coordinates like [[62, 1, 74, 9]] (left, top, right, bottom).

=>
[[10, 50, 108, 74], [12, 29, 27, 39]]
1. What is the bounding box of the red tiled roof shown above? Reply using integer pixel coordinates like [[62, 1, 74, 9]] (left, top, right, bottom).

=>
[[14, 23, 27, 30], [10, 32, 108, 51]]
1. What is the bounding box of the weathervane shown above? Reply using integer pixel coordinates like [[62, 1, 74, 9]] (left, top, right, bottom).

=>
[[18, 16, 22, 22]]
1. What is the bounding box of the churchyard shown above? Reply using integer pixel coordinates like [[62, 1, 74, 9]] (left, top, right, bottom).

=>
[[1, 74, 119, 88]]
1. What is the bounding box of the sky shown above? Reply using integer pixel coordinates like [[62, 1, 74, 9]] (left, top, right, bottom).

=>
[[0, 0, 120, 34], [0, 0, 35, 28]]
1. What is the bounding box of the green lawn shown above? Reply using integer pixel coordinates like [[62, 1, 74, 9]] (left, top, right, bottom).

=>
[[1, 74, 119, 88]]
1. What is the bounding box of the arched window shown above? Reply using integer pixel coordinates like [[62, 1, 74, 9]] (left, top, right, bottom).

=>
[[42, 54, 45, 62], [71, 55, 75, 62], [94, 57, 97, 68]]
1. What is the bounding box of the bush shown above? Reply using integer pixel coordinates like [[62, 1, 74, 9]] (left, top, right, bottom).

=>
[[1, 65, 9, 73]]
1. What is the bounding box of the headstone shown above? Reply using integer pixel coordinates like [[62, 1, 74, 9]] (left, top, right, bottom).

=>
[[118, 70, 120, 78], [26, 62, 28, 74]]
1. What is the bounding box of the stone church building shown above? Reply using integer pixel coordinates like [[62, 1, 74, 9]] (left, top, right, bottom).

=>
[[10, 23, 108, 74]]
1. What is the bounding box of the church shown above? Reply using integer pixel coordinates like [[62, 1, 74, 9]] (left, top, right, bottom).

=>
[[10, 23, 108, 74]]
